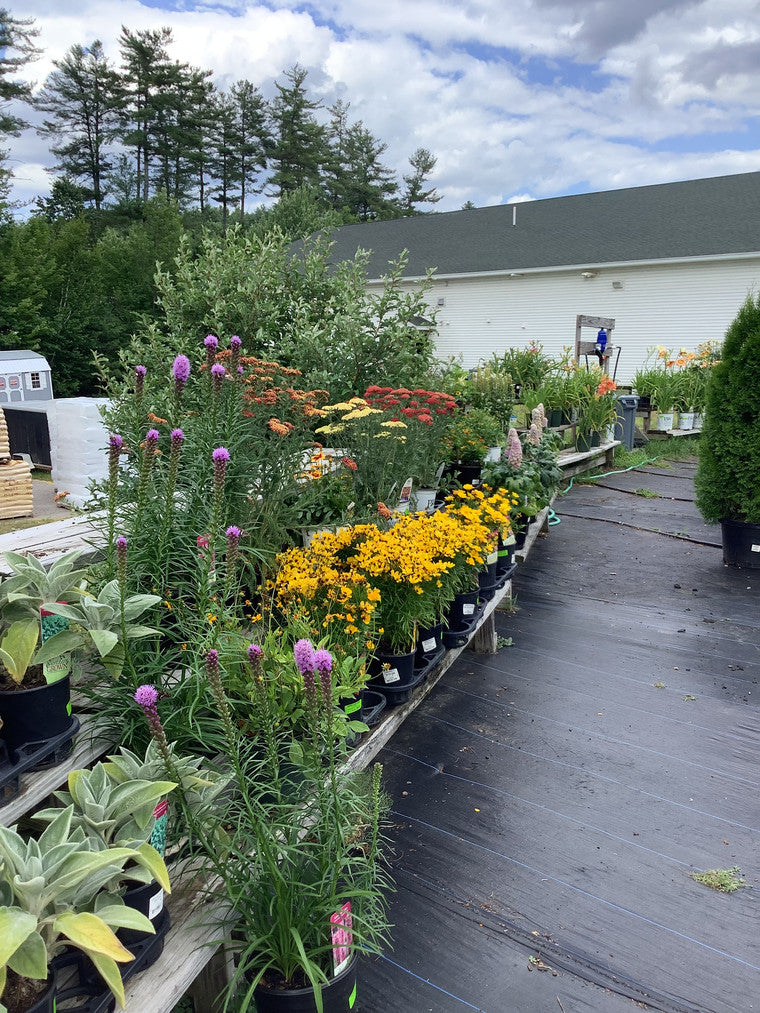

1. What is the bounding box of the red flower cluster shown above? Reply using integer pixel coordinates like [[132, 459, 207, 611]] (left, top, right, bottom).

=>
[[363, 386, 457, 424]]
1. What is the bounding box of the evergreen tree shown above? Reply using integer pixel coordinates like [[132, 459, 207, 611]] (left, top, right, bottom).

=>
[[268, 65, 327, 196], [230, 79, 270, 215], [36, 41, 119, 210], [208, 90, 241, 229], [324, 101, 399, 220], [117, 26, 174, 203], [402, 147, 442, 215], [0, 8, 40, 209]]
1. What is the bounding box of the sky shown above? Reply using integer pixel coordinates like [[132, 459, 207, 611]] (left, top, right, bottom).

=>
[[5, 0, 760, 214]]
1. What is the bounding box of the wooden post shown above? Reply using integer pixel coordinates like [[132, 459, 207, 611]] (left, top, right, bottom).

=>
[[574, 314, 616, 374]]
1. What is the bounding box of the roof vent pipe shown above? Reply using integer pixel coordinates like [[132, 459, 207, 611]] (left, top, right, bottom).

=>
[[512, 205, 516, 227]]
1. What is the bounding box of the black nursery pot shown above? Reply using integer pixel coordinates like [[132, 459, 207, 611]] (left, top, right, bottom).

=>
[[0, 675, 72, 755], [119, 879, 169, 948], [254, 955, 358, 1013], [720, 519, 760, 569]]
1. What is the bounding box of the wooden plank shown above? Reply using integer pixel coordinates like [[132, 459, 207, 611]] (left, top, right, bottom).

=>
[[122, 874, 234, 1012], [577, 314, 615, 329], [0, 512, 104, 573]]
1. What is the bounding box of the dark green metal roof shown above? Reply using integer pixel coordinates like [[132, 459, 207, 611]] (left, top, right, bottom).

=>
[[321, 171, 760, 279]]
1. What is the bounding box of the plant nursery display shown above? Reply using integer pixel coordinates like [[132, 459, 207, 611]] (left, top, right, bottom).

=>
[[695, 294, 760, 566]]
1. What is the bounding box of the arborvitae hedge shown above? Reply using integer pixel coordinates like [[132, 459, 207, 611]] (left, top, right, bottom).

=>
[[695, 293, 760, 524]]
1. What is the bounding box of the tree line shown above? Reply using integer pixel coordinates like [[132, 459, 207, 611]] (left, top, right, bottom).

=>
[[1, 9, 442, 223], [0, 8, 447, 399]]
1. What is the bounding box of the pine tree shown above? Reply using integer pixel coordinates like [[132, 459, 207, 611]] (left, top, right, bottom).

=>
[[0, 8, 40, 208], [268, 65, 327, 196], [36, 41, 119, 210], [402, 147, 442, 215], [230, 79, 270, 215]]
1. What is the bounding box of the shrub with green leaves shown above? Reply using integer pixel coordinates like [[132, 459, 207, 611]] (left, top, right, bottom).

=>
[[695, 293, 760, 523]]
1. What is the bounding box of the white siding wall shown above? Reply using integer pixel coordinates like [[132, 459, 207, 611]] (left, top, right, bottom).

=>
[[374, 257, 760, 382]]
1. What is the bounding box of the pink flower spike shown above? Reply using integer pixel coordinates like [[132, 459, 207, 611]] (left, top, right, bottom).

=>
[[135, 684, 158, 708]]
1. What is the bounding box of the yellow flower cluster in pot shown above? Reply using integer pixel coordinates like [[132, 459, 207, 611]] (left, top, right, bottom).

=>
[[272, 487, 516, 659]]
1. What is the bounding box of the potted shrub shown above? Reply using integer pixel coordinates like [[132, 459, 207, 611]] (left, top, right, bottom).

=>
[[577, 373, 618, 449], [134, 643, 394, 1013], [695, 294, 760, 567], [440, 407, 503, 484], [0, 549, 89, 757], [0, 807, 158, 1013]]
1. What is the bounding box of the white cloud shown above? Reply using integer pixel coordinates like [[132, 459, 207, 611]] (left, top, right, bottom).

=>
[[5, 0, 760, 215]]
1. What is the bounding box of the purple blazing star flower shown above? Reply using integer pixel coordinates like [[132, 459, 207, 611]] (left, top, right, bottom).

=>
[[170, 428, 184, 451], [204, 335, 219, 350], [173, 355, 191, 382], [230, 336, 242, 350], [135, 684, 158, 708], [226, 524, 241, 542], [212, 446, 230, 492], [173, 354, 191, 397], [212, 447, 230, 464], [294, 638, 315, 675], [313, 648, 332, 673], [134, 684, 170, 755], [211, 362, 226, 394], [145, 429, 160, 445], [247, 643, 263, 663], [135, 365, 147, 379], [109, 434, 123, 454], [135, 364, 147, 398], [115, 535, 128, 586]]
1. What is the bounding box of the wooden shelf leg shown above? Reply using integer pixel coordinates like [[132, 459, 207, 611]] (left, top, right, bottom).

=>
[[186, 943, 233, 1013], [471, 612, 498, 654]]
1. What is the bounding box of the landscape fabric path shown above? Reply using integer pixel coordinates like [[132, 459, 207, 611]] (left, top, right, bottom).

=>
[[359, 458, 759, 1013]]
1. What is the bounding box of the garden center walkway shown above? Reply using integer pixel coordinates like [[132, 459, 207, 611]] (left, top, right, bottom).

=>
[[360, 457, 760, 1013]]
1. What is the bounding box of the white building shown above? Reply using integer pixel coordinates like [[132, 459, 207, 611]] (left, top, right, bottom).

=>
[[322, 171, 760, 382]]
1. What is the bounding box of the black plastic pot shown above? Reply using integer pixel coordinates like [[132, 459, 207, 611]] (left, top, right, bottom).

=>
[[446, 589, 479, 629], [369, 647, 416, 687], [119, 880, 169, 949], [720, 518, 760, 569], [254, 954, 358, 1013], [416, 622, 443, 663], [0, 675, 72, 757]]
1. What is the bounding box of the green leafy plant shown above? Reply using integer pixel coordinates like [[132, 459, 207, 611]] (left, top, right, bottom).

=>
[[0, 808, 157, 1012], [34, 581, 161, 680], [441, 407, 502, 464], [695, 292, 760, 524], [33, 765, 175, 892], [691, 866, 745, 893]]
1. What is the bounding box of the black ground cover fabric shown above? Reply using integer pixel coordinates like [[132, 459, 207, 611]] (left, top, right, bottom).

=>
[[359, 459, 760, 1012]]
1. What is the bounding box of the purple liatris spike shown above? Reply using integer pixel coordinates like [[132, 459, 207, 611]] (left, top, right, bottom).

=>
[[109, 433, 123, 456], [145, 428, 160, 447], [173, 354, 191, 397], [116, 535, 127, 586], [230, 335, 242, 374], [205, 334, 219, 369], [135, 364, 147, 397], [212, 446, 230, 493], [211, 362, 226, 394], [134, 684, 169, 755], [247, 642, 263, 666], [314, 648, 333, 710], [170, 428, 184, 452], [294, 638, 315, 675]]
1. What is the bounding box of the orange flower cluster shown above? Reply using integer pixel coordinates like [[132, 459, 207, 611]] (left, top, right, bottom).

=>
[[596, 375, 617, 396]]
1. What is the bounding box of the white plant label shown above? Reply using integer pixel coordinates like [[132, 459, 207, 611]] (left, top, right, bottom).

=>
[[383, 667, 401, 684], [148, 889, 164, 920], [463, 603, 476, 616], [487, 550, 498, 565], [751, 544, 760, 553], [422, 637, 437, 653]]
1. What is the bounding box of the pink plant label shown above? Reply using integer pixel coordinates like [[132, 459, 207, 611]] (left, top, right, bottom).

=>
[[331, 902, 353, 976]]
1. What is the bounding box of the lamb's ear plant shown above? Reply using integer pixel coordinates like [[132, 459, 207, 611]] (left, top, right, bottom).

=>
[[32, 764, 175, 892], [33, 582, 161, 680], [0, 807, 156, 1013]]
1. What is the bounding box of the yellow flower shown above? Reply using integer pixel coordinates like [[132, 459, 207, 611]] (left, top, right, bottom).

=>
[[207, 613, 217, 625]]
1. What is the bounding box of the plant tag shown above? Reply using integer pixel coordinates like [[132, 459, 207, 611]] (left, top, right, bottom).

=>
[[486, 550, 498, 565], [331, 902, 353, 976], [148, 889, 164, 920], [383, 667, 401, 684], [463, 603, 476, 616], [398, 477, 413, 505], [421, 637, 437, 653], [344, 698, 362, 715], [752, 544, 760, 553]]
